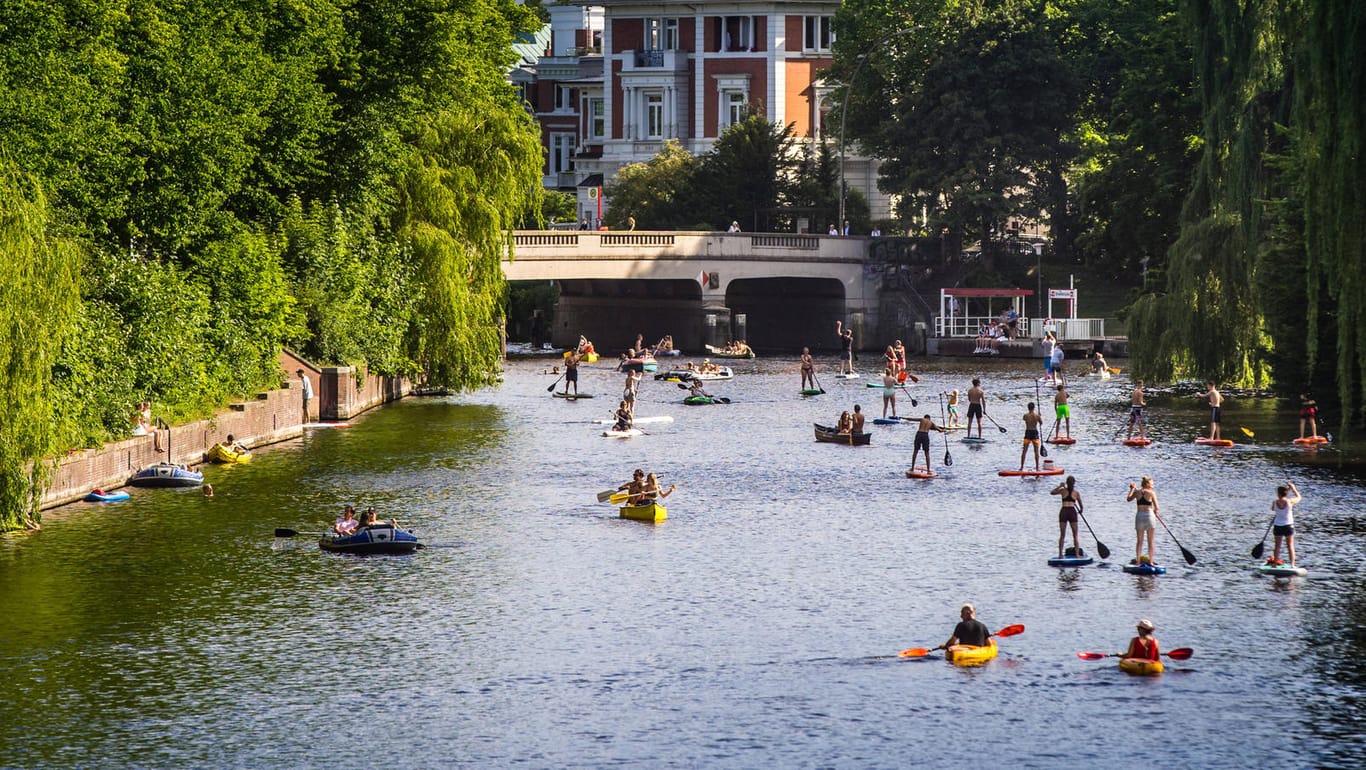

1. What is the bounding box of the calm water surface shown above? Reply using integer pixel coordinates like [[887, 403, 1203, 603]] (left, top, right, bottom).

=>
[[2, 357, 1364, 768]]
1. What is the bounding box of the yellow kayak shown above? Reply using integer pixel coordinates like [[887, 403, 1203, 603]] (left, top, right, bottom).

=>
[[207, 443, 252, 464], [620, 501, 666, 522], [1119, 658, 1164, 676], [945, 639, 998, 666]]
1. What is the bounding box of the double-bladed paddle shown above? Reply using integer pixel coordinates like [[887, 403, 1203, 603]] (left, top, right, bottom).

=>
[[1076, 648, 1193, 661], [898, 624, 1024, 658]]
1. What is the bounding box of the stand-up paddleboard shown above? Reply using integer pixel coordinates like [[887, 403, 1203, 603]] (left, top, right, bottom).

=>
[[1292, 436, 1328, 446], [1047, 551, 1094, 567], [836, 373, 861, 379], [1195, 437, 1233, 447], [601, 428, 644, 438], [1122, 562, 1167, 575], [944, 426, 966, 431], [961, 436, 990, 444], [874, 417, 906, 425], [1046, 437, 1077, 445], [303, 422, 351, 429], [594, 416, 674, 425], [554, 392, 593, 399], [1123, 437, 1153, 446], [998, 467, 1065, 477], [905, 466, 938, 479], [800, 388, 823, 396], [1257, 562, 1307, 577]]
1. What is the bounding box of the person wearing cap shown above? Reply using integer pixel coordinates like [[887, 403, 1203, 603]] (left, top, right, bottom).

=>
[[728, 221, 741, 233], [942, 604, 991, 650], [1122, 619, 1160, 661]]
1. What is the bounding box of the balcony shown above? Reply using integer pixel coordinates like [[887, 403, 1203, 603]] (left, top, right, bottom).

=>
[[623, 49, 688, 73]]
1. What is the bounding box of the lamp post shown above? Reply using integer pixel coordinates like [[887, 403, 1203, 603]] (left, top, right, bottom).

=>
[[838, 26, 920, 231]]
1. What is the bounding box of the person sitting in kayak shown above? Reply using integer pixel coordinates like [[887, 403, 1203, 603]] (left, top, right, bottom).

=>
[[334, 505, 359, 535], [1122, 619, 1160, 661], [687, 380, 713, 399], [941, 604, 991, 650], [1090, 351, 1109, 374], [612, 400, 634, 432], [619, 469, 646, 504], [640, 473, 675, 504]]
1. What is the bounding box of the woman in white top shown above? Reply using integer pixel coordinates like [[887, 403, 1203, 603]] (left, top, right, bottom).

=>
[[1270, 481, 1302, 566]]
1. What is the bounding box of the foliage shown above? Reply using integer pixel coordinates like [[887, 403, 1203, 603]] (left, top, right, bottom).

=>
[[690, 116, 798, 231], [603, 140, 700, 229], [0, 167, 82, 530]]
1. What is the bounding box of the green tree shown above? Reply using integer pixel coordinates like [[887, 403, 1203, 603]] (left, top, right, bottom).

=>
[[603, 140, 700, 229], [691, 115, 798, 231], [0, 167, 82, 530]]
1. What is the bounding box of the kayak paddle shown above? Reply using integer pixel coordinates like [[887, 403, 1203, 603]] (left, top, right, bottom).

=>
[[1154, 511, 1197, 565], [898, 624, 1024, 657], [1250, 517, 1276, 558], [1076, 648, 1193, 661], [596, 489, 620, 502]]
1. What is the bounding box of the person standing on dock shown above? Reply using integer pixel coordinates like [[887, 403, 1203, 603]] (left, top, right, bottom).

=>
[[1200, 382, 1223, 440], [966, 378, 987, 439]]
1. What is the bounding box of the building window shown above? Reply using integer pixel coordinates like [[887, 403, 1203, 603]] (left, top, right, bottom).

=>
[[587, 98, 605, 140], [646, 18, 678, 51], [719, 16, 753, 51], [803, 16, 833, 52], [554, 85, 574, 112], [550, 132, 575, 174], [722, 91, 747, 130], [645, 92, 664, 139]]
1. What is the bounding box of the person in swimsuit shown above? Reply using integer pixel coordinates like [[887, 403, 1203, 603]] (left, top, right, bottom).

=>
[[334, 505, 359, 535], [1269, 481, 1302, 566], [623, 368, 641, 405], [1201, 382, 1223, 440], [836, 410, 853, 435], [641, 473, 675, 504], [563, 350, 580, 395], [910, 414, 944, 472], [1020, 402, 1044, 471], [1090, 351, 1109, 374], [1121, 619, 1160, 661], [851, 404, 866, 433], [687, 379, 713, 399], [1126, 476, 1159, 564], [1053, 384, 1071, 439], [882, 368, 898, 418], [612, 400, 634, 432], [893, 340, 906, 373], [946, 389, 961, 428], [800, 347, 816, 390], [1049, 476, 1083, 558], [619, 469, 647, 505], [883, 345, 896, 374], [1127, 380, 1147, 440], [1298, 394, 1318, 439], [836, 321, 854, 374], [966, 378, 987, 439], [941, 603, 991, 650]]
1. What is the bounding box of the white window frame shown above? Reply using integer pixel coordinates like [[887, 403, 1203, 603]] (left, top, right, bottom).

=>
[[644, 92, 664, 139], [803, 16, 833, 52], [550, 132, 576, 174], [587, 97, 605, 140], [723, 91, 747, 129], [554, 85, 574, 112], [646, 18, 679, 51]]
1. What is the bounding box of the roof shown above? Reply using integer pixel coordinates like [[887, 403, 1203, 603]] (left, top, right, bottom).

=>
[[577, 173, 605, 188], [942, 289, 1034, 297]]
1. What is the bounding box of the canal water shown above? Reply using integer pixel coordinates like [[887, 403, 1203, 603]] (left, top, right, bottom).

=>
[[2, 356, 1364, 768]]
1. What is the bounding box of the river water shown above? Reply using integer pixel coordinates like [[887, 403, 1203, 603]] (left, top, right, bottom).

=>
[[2, 356, 1364, 768]]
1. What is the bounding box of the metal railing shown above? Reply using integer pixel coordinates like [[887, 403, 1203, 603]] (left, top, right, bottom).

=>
[[935, 316, 1106, 339]]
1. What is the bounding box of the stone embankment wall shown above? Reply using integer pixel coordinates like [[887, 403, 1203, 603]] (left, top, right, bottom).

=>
[[40, 359, 409, 511]]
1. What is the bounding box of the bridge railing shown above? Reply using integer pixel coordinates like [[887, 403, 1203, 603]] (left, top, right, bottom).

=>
[[935, 316, 1106, 339], [509, 231, 865, 263]]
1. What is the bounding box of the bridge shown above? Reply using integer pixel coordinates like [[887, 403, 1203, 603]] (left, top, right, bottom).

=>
[[505, 230, 933, 354]]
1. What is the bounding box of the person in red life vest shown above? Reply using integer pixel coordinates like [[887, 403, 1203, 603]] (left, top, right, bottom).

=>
[[1122, 619, 1160, 661]]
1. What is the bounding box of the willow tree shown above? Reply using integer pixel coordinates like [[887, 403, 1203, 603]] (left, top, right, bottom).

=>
[[1295, 0, 1365, 426], [0, 167, 82, 530], [1127, 0, 1288, 386]]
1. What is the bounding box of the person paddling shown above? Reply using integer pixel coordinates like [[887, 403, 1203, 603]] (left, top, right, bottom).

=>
[[1122, 619, 1160, 662], [966, 378, 987, 439], [941, 603, 991, 650], [1298, 394, 1319, 439], [563, 349, 581, 396], [882, 368, 899, 418], [800, 347, 816, 390], [1269, 481, 1302, 567], [946, 389, 961, 428], [1126, 476, 1159, 564], [641, 472, 675, 504], [1049, 476, 1083, 558], [1127, 380, 1148, 440], [910, 414, 945, 472], [618, 469, 646, 504], [1200, 381, 1223, 440], [611, 400, 634, 432], [1053, 384, 1071, 439], [1020, 402, 1044, 471]]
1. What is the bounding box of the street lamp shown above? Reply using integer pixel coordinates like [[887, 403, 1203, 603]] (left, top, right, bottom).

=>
[[837, 26, 921, 231]]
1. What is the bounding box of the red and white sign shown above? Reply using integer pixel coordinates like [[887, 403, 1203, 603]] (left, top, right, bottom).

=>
[[1048, 289, 1076, 300]]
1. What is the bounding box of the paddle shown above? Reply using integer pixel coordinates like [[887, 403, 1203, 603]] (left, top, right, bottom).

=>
[[1076, 647, 1193, 661], [596, 489, 619, 502], [1076, 501, 1111, 560], [1035, 381, 1049, 458], [1154, 511, 1197, 565], [546, 373, 565, 393], [898, 624, 1025, 658], [1108, 367, 1122, 374], [275, 528, 306, 537], [899, 384, 918, 408], [984, 412, 1009, 434], [897, 370, 920, 384], [939, 393, 953, 467], [1250, 517, 1276, 558], [608, 483, 679, 505], [813, 371, 826, 395], [1239, 426, 1255, 437]]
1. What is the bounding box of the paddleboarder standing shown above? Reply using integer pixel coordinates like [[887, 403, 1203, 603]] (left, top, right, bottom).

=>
[[836, 321, 854, 374], [1298, 394, 1319, 439], [1127, 380, 1148, 440], [563, 350, 581, 396], [910, 414, 945, 472], [800, 347, 816, 390], [1053, 384, 1072, 439], [1269, 481, 1302, 567], [1200, 382, 1223, 440], [1020, 402, 1044, 471], [1050, 476, 1083, 558], [882, 368, 898, 418], [1127, 476, 1159, 564], [966, 378, 987, 439]]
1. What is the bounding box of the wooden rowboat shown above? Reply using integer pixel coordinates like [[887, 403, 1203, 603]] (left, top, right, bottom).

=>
[[814, 423, 871, 445]]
